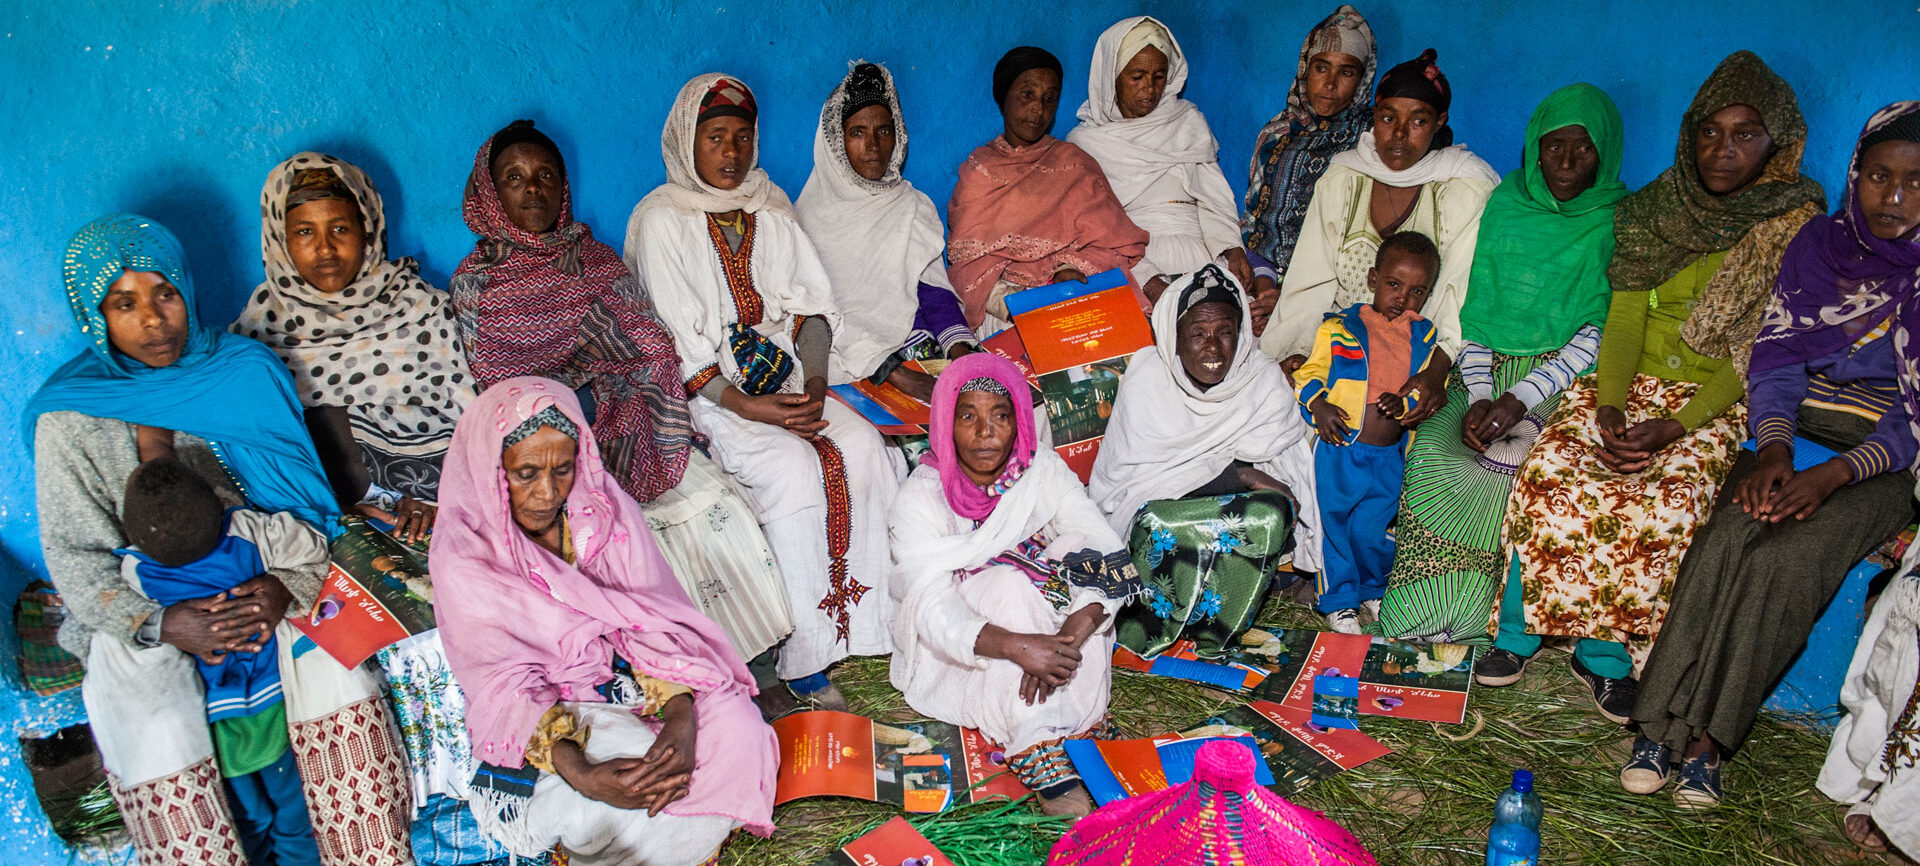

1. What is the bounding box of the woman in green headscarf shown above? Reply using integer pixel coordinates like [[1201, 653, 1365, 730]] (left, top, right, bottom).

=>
[[1376, 84, 1629, 649]]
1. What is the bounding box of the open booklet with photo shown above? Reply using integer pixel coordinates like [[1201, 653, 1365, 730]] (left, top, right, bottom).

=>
[[1110, 631, 1296, 692], [772, 711, 1028, 813], [1181, 700, 1391, 796], [291, 515, 436, 668], [1248, 630, 1475, 725], [1005, 269, 1153, 482], [827, 359, 947, 436], [813, 816, 954, 866]]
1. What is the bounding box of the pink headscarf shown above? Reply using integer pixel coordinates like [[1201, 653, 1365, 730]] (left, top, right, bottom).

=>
[[429, 376, 773, 830], [925, 352, 1037, 521]]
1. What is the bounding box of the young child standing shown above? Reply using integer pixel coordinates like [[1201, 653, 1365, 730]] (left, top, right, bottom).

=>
[[1292, 232, 1451, 634], [119, 457, 330, 866]]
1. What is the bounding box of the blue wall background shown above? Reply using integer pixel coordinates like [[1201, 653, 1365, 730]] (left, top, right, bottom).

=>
[[0, 1, 1911, 857]]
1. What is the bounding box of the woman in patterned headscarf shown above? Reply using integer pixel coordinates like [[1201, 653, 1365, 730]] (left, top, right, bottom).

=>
[[455, 120, 795, 691], [626, 75, 902, 710], [234, 153, 475, 544], [1241, 5, 1376, 328], [1259, 47, 1499, 368], [1502, 51, 1826, 731]]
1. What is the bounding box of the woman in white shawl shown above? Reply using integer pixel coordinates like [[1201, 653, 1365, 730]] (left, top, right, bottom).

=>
[[796, 62, 975, 401], [1067, 16, 1253, 303], [1259, 48, 1498, 368], [626, 74, 901, 709], [889, 352, 1139, 817], [1090, 265, 1320, 658], [1820, 540, 1920, 859]]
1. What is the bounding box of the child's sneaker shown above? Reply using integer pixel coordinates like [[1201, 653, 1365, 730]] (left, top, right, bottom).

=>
[[1326, 608, 1363, 634]]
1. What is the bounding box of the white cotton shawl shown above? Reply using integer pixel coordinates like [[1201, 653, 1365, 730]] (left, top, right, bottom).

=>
[[795, 62, 951, 380], [888, 449, 1122, 692], [1329, 130, 1501, 188], [633, 73, 795, 220], [1066, 17, 1239, 273], [1089, 268, 1323, 571]]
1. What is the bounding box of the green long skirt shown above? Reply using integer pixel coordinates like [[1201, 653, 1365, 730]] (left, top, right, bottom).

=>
[[1116, 490, 1295, 658]]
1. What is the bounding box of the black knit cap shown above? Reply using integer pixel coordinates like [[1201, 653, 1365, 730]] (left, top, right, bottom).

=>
[[1376, 49, 1453, 148], [488, 119, 565, 176], [993, 46, 1062, 106], [842, 63, 891, 124]]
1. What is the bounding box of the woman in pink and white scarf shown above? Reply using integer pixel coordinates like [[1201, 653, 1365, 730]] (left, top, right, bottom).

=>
[[430, 377, 775, 865]]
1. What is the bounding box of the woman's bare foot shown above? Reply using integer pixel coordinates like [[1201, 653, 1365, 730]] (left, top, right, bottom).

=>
[[1040, 784, 1094, 817], [1844, 808, 1890, 853]]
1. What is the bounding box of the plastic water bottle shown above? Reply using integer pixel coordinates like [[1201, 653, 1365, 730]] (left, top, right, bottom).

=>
[[1486, 769, 1542, 865]]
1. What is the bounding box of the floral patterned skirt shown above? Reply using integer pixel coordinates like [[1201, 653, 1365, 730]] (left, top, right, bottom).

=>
[[1116, 490, 1295, 658], [1501, 374, 1745, 662]]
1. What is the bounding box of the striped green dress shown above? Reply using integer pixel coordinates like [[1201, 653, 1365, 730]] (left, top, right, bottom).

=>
[[1375, 355, 1566, 645]]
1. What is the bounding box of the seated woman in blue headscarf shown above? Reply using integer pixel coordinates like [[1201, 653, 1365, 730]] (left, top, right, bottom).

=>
[[25, 215, 413, 864]]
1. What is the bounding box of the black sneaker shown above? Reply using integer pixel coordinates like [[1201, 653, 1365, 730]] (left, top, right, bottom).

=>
[[1570, 654, 1637, 725], [1474, 648, 1531, 687]]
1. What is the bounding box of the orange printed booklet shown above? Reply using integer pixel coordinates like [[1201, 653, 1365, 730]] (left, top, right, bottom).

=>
[[1001, 269, 1154, 481], [773, 711, 1027, 813], [827, 360, 943, 436], [813, 817, 954, 866]]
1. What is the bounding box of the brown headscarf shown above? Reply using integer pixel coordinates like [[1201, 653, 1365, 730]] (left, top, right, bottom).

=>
[[1608, 50, 1826, 371]]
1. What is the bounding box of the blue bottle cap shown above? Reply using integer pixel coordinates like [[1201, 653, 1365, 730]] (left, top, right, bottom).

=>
[[1512, 769, 1533, 793]]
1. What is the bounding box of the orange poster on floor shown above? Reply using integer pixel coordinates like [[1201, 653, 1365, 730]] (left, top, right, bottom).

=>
[[772, 711, 1027, 813], [815, 816, 955, 866]]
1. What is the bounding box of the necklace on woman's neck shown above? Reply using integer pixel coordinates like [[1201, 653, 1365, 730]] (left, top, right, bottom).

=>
[[711, 210, 746, 232]]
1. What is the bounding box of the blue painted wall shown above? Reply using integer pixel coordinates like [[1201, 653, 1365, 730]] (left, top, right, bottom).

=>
[[0, 2, 1910, 856]]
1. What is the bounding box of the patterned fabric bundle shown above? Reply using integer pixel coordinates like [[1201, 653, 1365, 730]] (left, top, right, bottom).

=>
[[1048, 738, 1377, 865], [451, 122, 694, 503], [233, 152, 475, 501], [726, 322, 795, 396]]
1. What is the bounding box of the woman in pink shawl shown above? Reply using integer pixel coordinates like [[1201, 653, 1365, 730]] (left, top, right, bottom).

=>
[[947, 46, 1149, 332], [430, 376, 774, 865], [887, 353, 1140, 816]]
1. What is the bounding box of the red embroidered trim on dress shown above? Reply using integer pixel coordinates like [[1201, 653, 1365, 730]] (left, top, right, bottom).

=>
[[810, 435, 867, 644], [685, 364, 721, 397], [706, 213, 763, 326]]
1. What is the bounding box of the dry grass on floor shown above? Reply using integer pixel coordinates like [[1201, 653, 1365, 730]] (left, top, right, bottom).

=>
[[723, 595, 1901, 866]]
